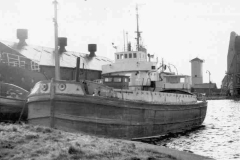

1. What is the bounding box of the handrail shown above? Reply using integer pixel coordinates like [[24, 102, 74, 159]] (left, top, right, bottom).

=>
[[0, 52, 40, 71]]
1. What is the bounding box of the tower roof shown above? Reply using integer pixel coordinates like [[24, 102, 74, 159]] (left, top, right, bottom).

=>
[[190, 57, 204, 63]]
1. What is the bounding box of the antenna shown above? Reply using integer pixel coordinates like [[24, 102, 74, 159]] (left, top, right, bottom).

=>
[[135, 4, 142, 51], [126, 32, 129, 51]]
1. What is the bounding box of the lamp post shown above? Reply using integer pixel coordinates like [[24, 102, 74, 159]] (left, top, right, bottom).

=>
[[206, 70, 211, 96]]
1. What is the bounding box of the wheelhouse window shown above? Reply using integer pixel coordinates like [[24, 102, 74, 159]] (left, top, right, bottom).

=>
[[113, 77, 122, 82], [124, 54, 128, 59], [133, 53, 137, 58], [123, 78, 129, 82], [129, 53, 132, 58], [104, 77, 112, 82], [120, 54, 124, 59]]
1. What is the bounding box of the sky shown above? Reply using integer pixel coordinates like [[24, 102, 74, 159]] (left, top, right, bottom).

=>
[[1, 0, 240, 88]]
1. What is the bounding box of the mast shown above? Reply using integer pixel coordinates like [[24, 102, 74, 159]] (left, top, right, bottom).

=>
[[135, 5, 141, 51], [162, 58, 164, 72], [123, 30, 125, 51], [126, 32, 129, 51], [53, 0, 60, 80]]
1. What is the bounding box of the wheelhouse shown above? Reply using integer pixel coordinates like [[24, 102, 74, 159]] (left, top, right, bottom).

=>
[[103, 75, 130, 89]]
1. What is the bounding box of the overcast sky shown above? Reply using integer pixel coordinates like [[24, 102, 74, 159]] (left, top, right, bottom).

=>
[[1, 0, 240, 88]]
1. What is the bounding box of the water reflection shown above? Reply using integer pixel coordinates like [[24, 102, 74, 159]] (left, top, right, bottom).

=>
[[156, 100, 240, 160]]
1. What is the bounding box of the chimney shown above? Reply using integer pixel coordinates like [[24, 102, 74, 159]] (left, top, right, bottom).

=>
[[17, 29, 28, 46], [58, 37, 67, 54], [88, 44, 97, 57]]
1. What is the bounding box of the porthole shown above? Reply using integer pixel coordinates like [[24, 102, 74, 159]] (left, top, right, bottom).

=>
[[58, 83, 66, 91], [41, 83, 48, 91]]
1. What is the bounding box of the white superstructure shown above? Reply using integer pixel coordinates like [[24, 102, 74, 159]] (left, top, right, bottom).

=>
[[102, 50, 192, 92], [102, 5, 192, 93]]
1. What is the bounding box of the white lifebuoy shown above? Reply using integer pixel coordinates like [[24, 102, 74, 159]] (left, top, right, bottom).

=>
[[58, 83, 66, 91]]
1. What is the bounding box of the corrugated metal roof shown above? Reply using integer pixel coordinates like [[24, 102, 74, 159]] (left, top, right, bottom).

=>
[[193, 83, 217, 89], [0, 40, 113, 71]]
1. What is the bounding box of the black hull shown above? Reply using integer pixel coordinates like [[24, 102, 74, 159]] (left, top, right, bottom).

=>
[[28, 94, 207, 139]]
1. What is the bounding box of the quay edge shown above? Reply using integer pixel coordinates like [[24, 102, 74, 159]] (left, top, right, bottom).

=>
[[129, 140, 215, 160]]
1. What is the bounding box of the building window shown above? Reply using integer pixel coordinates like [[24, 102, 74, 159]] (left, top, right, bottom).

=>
[[195, 75, 197, 77], [151, 66, 155, 69], [124, 54, 128, 59], [129, 53, 132, 58], [117, 55, 119, 59]]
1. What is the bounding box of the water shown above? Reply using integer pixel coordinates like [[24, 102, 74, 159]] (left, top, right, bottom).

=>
[[157, 100, 240, 160]]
